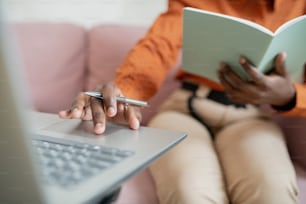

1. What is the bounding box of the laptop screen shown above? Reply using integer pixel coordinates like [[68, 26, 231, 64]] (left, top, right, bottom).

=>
[[0, 2, 46, 203]]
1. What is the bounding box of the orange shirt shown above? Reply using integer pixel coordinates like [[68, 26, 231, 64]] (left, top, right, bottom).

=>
[[114, 0, 306, 116]]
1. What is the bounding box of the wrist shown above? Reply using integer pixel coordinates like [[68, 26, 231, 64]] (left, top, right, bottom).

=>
[[271, 90, 296, 112]]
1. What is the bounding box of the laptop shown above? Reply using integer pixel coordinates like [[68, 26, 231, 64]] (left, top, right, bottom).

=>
[[0, 3, 187, 204]]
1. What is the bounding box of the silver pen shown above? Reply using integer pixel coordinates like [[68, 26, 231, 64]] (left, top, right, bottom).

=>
[[84, 91, 150, 107]]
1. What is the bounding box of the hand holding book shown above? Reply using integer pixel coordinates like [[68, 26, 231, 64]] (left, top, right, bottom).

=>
[[217, 52, 296, 108], [182, 7, 306, 83]]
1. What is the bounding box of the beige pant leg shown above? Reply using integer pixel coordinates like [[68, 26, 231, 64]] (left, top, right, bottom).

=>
[[149, 111, 229, 204], [215, 118, 298, 204]]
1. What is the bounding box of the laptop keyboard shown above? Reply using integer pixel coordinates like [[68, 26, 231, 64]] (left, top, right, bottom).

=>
[[32, 139, 134, 188]]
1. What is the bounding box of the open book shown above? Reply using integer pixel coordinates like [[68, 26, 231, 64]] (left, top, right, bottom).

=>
[[182, 7, 306, 83]]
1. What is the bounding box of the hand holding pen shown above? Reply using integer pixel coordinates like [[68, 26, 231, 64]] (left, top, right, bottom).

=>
[[58, 82, 145, 134], [84, 91, 150, 107]]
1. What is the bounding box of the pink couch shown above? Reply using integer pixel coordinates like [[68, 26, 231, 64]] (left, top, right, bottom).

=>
[[13, 23, 306, 203]]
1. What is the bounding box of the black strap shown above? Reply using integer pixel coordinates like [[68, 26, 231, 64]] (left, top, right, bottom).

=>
[[182, 81, 246, 108], [207, 89, 246, 108], [182, 81, 199, 92]]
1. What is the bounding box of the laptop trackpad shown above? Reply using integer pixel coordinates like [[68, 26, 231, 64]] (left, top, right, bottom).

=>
[[38, 119, 140, 148], [42, 119, 130, 137]]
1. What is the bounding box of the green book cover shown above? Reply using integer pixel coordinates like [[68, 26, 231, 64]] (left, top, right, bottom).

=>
[[182, 7, 306, 83]]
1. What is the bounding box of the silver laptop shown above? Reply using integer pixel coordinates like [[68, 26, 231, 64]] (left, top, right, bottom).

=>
[[0, 3, 186, 204]]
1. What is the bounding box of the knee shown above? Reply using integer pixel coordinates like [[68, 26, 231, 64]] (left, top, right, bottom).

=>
[[155, 185, 191, 204], [228, 172, 298, 204], [151, 163, 228, 204], [156, 181, 228, 204], [148, 111, 211, 138], [148, 111, 190, 130]]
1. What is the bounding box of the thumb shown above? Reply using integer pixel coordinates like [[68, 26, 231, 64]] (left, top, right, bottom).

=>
[[274, 52, 289, 78]]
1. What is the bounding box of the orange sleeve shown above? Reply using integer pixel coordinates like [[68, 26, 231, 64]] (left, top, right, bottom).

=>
[[281, 83, 306, 116], [114, 0, 184, 100]]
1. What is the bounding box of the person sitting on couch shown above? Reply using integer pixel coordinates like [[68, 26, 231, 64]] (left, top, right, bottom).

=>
[[59, 0, 306, 203]]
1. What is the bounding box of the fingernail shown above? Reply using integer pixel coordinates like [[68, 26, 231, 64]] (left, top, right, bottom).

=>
[[220, 62, 225, 68], [58, 111, 66, 118], [131, 118, 140, 130], [239, 56, 246, 64], [94, 123, 105, 135], [118, 104, 124, 112], [108, 107, 115, 116], [72, 108, 81, 117]]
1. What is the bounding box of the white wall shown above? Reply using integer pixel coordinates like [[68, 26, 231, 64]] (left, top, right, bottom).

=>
[[5, 0, 167, 27]]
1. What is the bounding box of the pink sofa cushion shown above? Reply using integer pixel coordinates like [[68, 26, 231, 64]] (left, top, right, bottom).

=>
[[13, 23, 87, 113], [87, 24, 180, 125], [115, 169, 159, 204], [86, 24, 147, 90]]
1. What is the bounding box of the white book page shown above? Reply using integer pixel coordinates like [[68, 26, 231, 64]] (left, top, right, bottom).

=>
[[186, 8, 274, 35], [275, 15, 306, 34]]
